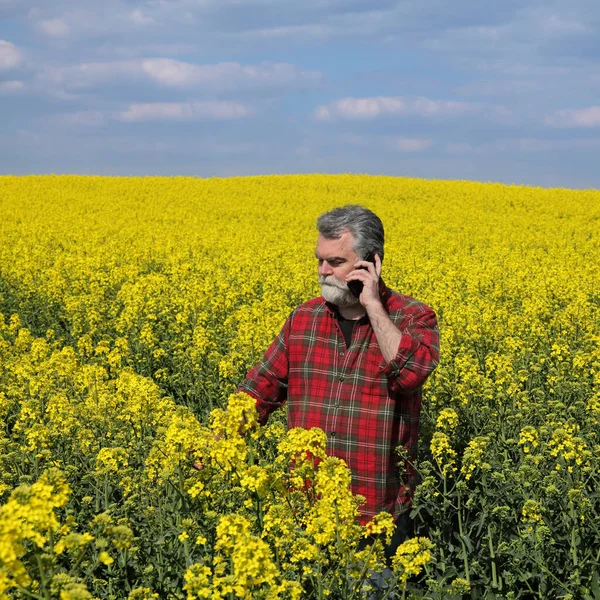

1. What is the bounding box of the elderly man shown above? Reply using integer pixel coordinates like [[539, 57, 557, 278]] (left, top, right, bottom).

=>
[[239, 205, 439, 555]]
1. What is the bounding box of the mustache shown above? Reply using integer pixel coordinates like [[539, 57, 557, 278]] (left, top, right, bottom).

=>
[[318, 275, 348, 289]]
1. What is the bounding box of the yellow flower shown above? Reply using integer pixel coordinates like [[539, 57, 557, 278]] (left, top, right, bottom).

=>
[[95, 446, 129, 475], [451, 577, 471, 594], [0, 468, 71, 592], [436, 408, 459, 433], [518, 426, 539, 454], [304, 457, 363, 548], [430, 432, 457, 476], [392, 537, 435, 584], [363, 512, 396, 545], [461, 437, 487, 481], [99, 551, 114, 566], [521, 499, 544, 524], [59, 583, 94, 599], [127, 587, 160, 600], [184, 564, 212, 599]]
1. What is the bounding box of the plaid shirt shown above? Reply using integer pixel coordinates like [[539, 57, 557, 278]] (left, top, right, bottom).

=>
[[239, 281, 440, 523]]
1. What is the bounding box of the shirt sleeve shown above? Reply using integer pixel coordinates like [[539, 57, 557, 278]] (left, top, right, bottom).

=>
[[237, 312, 292, 425], [380, 303, 440, 393]]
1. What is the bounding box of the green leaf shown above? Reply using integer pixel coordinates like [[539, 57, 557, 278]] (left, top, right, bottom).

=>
[[453, 531, 474, 553], [590, 568, 600, 599]]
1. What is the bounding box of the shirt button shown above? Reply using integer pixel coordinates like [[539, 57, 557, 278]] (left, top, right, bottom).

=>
[[330, 432, 336, 437], [340, 352, 345, 357], [339, 377, 344, 382]]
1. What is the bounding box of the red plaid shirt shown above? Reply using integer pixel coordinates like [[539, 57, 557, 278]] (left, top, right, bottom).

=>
[[239, 281, 440, 523]]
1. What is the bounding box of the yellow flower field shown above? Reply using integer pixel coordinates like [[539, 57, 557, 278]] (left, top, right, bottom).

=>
[[0, 174, 599, 598]]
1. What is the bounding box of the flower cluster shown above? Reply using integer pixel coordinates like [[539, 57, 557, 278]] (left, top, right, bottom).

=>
[[391, 537, 435, 585], [0, 469, 71, 595]]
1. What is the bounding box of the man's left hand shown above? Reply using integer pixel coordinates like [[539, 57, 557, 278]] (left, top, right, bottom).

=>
[[346, 253, 382, 309]]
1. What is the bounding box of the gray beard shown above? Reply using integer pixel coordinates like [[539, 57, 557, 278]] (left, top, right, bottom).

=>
[[319, 276, 360, 308]]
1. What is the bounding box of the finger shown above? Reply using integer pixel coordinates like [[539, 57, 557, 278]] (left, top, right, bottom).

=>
[[374, 253, 382, 276], [346, 270, 370, 282], [192, 462, 204, 471], [353, 260, 377, 274], [366, 260, 377, 276], [353, 261, 378, 279]]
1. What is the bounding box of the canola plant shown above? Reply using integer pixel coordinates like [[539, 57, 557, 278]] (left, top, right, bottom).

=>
[[0, 174, 599, 599]]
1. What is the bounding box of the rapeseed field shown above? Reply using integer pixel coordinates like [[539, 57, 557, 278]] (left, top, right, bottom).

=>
[[0, 174, 599, 599]]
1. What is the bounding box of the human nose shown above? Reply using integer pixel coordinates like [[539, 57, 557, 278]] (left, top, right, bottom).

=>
[[318, 260, 333, 276]]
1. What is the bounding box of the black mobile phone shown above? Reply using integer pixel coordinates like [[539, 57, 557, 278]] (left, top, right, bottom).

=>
[[347, 252, 376, 298]]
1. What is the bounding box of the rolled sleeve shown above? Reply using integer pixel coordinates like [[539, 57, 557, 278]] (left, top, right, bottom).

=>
[[381, 307, 440, 393], [237, 312, 292, 425], [381, 332, 422, 376]]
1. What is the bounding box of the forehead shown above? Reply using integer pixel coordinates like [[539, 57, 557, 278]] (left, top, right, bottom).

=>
[[316, 231, 356, 258]]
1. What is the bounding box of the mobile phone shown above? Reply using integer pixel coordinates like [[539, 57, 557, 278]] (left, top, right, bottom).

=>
[[347, 252, 376, 298]]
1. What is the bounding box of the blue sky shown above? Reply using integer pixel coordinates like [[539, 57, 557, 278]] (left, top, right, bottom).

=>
[[1, 0, 599, 188]]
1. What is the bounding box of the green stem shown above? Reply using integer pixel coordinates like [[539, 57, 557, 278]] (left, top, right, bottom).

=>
[[570, 503, 579, 569], [177, 465, 186, 505], [439, 475, 447, 574], [348, 536, 378, 600], [257, 493, 265, 532], [34, 552, 50, 600], [182, 539, 191, 566], [82, 557, 100, 584], [317, 570, 324, 600], [488, 524, 498, 588], [103, 475, 109, 509], [571, 526, 579, 566], [456, 490, 470, 584], [379, 574, 401, 600], [529, 553, 573, 594], [71, 543, 92, 575], [15, 586, 46, 600]]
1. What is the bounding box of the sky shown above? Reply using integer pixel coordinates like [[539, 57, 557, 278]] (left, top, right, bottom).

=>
[[1, 0, 600, 188]]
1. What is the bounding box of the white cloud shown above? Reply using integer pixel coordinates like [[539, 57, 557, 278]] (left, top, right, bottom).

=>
[[0, 40, 23, 69], [141, 59, 320, 89], [29, 5, 129, 40], [0, 79, 24, 93], [389, 137, 433, 152], [411, 97, 471, 116], [38, 59, 320, 92], [314, 105, 332, 121], [545, 106, 600, 128], [315, 96, 475, 121], [37, 60, 140, 89], [37, 18, 70, 37], [49, 103, 250, 126], [119, 100, 250, 122]]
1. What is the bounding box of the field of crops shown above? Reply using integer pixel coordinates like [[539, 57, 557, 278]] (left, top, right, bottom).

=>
[[1, 174, 599, 599]]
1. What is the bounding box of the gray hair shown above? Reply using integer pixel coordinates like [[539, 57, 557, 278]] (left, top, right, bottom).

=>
[[317, 205, 385, 263]]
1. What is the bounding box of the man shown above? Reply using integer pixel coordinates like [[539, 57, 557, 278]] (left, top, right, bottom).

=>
[[238, 205, 439, 555]]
